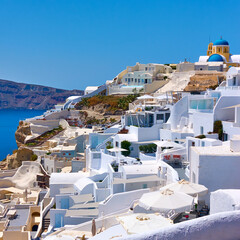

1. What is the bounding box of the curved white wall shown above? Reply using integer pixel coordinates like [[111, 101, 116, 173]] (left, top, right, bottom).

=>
[[122, 210, 240, 240]]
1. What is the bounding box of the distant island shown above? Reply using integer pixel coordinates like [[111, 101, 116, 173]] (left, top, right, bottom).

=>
[[0, 79, 83, 110]]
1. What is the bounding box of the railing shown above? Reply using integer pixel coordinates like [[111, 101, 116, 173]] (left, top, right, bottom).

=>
[[34, 188, 54, 239], [98, 189, 149, 216], [96, 133, 117, 151]]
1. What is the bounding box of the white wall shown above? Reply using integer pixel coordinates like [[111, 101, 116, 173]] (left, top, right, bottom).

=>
[[122, 210, 240, 240], [98, 189, 149, 216], [193, 112, 214, 136], [190, 148, 240, 205]]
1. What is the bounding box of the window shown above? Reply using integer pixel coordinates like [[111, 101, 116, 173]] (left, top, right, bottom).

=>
[[223, 133, 228, 141], [200, 126, 204, 135], [201, 141, 205, 147], [135, 78, 137, 82], [233, 77, 236, 86], [116, 141, 119, 147], [138, 79, 140, 83], [157, 114, 164, 121], [165, 113, 170, 122], [192, 142, 195, 146], [145, 79, 148, 84], [143, 184, 147, 189], [145, 67, 148, 71], [128, 78, 130, 83], [125, 78, 127, 82]]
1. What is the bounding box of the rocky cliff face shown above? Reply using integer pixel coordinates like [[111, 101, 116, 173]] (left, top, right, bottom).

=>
[[0, 79, 83, 109], [15, 121, 32, 147], [0, 147, 34, 170], [184, 72, 225, 92]]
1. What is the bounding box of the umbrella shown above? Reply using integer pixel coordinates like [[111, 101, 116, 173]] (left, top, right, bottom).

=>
[[107, 147, 128, 152], [91, 218, 96, 236], [139, 189, 194, 213], [137, 95, 155, 100], [154, 141, 184, 149], [163, 179, 208, 197], [117, 213, 173, 235]]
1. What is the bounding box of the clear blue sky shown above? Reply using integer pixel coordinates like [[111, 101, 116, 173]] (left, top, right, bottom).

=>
[[0, 0, 239, 90]]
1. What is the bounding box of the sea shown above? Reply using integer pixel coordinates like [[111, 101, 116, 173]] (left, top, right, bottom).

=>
[[0, 109, 44, 161]]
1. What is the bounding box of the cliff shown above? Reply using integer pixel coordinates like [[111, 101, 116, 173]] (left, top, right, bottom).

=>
[[0, 79, 83, 110], [0, 147, 35, 170], [15, 121, 32, 147], [184, 72, 225, 92]]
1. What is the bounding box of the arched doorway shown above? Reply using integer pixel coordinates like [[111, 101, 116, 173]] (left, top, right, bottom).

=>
[[32, 224, 38, 231]]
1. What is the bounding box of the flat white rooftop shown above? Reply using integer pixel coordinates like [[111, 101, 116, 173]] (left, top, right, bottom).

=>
[[192, 144, 240, 156]]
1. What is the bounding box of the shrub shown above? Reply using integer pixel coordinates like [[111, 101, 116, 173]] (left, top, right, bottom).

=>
[[139, 144, 157, 153], [110, 118, 116, 123], [106, 141, 113, 149], [31, 154, 38, 161], [121, 140, 131, 156], [213, 120, 223, 140], [195, 135, 206, 139], [111, 163, 118, 172]]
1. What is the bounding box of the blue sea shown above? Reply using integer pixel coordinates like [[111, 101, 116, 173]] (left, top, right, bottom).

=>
[[0, 109, 44, 161]]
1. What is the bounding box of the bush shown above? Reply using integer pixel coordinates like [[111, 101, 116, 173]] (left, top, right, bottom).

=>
[[110, 118, 116, 123], [106, 141, 113, 149], [195, 135, 206, 139], [121, 140, 131, 156], [213, 120, 223, 140], [139, 144, 157, 153], [111, 163, 118, 172], [31, 154, 38, 161]]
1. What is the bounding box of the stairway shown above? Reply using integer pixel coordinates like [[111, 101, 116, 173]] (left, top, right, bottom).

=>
[[42, 216, 50, 231]]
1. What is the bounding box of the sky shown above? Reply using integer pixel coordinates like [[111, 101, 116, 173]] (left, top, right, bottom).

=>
[[0, 0, 240, 90]]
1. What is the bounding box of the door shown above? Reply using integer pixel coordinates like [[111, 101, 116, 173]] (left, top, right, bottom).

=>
[[55, 213, 64, 228], [61, 198, 69, 209]]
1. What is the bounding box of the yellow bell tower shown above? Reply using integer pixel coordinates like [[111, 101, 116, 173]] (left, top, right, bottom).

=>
[[207, 42, 213, 56]]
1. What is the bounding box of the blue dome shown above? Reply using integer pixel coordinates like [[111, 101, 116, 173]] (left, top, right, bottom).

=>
[[207, 54, 224, 62], [213, 39, 229, 46]]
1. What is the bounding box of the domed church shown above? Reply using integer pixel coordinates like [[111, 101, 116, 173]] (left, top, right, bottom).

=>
[[198, 37, 240, 70]]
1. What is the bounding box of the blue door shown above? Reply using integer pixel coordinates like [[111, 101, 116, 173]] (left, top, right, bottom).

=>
[[61, 198, 69, 209], [55, 213, 64, 228]]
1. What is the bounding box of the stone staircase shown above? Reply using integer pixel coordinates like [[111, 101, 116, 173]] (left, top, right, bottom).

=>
[[42, 212, 50, 231]]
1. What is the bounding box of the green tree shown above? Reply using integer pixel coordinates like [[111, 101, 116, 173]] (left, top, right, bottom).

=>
[[121, 140, 131, 156]]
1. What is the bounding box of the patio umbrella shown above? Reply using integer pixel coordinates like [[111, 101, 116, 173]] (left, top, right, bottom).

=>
[[154, 141, 184, 149], [107, 147, 128, 152], [137, 95, 155, 107], [163, 179, 208, 197], [137, 95, 155, 100], [107, 147, 128, 163], [139, 189, 194, 213], [117, 213, 173, 235]]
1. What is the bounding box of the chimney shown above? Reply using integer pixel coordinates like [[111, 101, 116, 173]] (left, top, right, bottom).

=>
[[230, 135, 240, 152]]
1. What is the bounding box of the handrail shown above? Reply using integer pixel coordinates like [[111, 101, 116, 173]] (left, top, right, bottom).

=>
[[34, 188, 54, 239], [96, 133, 117, 151]]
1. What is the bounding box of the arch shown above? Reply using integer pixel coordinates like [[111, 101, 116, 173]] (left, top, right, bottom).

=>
[[32, 212, 40, 217], [32, 224, 38, 231]]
